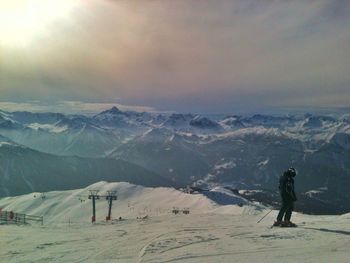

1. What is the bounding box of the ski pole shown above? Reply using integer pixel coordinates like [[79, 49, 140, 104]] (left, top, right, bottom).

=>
[[257, 209, 273, 223]]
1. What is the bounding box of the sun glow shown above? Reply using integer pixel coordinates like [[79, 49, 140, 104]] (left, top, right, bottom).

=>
[[0, 0, 80, 47]]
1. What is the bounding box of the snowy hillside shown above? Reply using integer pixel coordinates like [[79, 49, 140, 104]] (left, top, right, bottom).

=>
[[0, 181, 253, 224], [0, 182, 349, 263]]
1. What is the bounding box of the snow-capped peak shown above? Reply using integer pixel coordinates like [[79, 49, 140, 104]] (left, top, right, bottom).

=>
[[97, 106, 122, 116], [190, 115, 220, 129]]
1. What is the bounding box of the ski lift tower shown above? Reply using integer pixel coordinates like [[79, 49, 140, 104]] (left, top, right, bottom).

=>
[[105, 191, 117, 221], [88, 190, 100, 223]]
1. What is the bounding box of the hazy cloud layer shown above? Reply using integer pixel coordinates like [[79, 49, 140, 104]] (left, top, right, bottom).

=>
[[0, 101, 156, 115], [1, 0, 349, 113]]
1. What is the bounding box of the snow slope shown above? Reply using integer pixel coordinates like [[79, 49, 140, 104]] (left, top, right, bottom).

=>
[[0, 181, 250, 224], [0, 182, 349, 263]]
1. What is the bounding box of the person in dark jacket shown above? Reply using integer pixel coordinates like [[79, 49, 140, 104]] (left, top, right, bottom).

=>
[[274, 167, 297, 227]]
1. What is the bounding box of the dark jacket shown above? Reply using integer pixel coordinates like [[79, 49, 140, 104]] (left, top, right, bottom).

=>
[[279, 172, 297, 202]]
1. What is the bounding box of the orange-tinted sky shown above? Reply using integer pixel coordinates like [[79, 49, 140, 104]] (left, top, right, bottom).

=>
[[1, 0, 349, 113]]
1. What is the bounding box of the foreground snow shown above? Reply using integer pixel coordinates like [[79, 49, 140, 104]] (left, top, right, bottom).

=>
[[0, 182, 349, 263]]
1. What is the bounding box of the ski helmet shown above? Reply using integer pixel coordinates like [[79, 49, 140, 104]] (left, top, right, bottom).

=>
[[288, 167, 297, 177]]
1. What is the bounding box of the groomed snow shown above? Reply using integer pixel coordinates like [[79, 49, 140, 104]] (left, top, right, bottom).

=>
[[0, 182, 349, 263]]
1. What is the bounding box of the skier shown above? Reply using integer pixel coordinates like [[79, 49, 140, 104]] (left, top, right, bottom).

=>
[[274, 167, 297, 227]]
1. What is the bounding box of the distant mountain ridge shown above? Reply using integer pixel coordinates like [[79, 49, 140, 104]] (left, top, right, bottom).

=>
[[1, 107, 350, 213], [0, 134, 172, 197]]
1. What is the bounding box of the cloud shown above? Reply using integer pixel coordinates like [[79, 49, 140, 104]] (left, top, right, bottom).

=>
[[0, 101, 156, 114], [0, 0, 349, 113]]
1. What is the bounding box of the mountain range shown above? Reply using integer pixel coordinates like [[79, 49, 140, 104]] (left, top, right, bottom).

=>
[[1, 107, 350, 213]]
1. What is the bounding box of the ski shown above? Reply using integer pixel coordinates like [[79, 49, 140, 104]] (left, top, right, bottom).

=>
[[271, 222, 299, 228]]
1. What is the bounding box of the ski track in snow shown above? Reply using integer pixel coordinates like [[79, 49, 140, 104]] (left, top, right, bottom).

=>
[[0, 182, 350, 263], [1, 216, 349, 263]]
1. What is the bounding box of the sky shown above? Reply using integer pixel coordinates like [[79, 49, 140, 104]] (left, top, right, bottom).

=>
[[0, 0, 349, 114]]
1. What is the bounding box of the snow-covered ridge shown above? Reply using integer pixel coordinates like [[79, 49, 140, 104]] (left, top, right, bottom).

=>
[[27, 123, 68, 133], [1, 107, 350, 140], [0, 141, 13, 147], [0, 135, 24, 148], [0, 181, 257, 224]]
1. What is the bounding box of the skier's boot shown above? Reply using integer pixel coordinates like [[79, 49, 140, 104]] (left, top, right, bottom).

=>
[[282, 221, 297, 227], [273, 220, 283, 227]]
